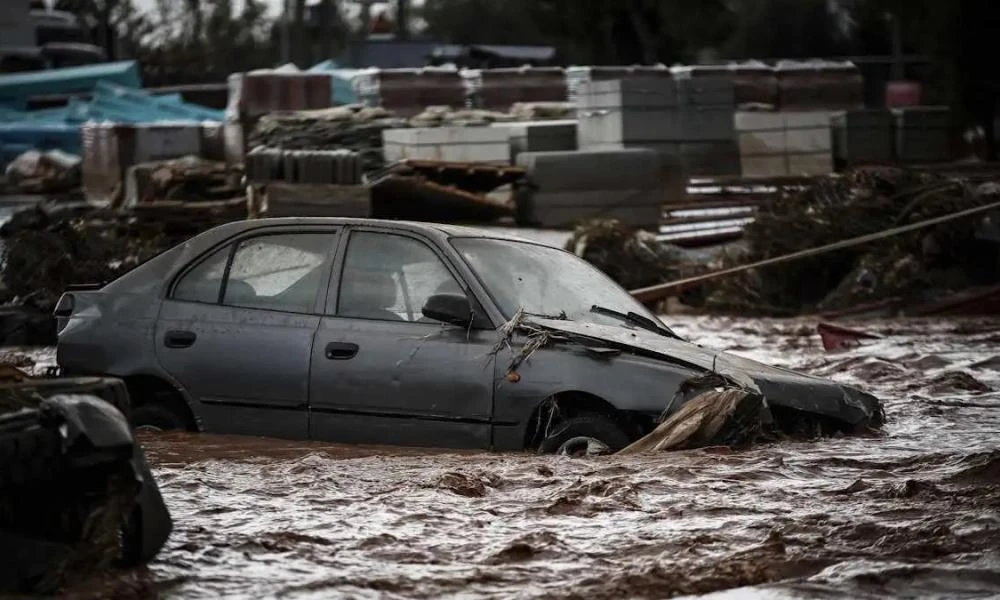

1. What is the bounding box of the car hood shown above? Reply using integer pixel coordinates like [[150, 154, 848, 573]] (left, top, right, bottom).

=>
[[532, 318, 883, 427]]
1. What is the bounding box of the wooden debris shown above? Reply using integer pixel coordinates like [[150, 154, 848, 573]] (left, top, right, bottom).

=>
[[618, 388, 764, 454]]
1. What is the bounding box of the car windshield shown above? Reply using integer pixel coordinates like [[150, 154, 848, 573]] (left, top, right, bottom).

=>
[[452, 237, 665, 329]]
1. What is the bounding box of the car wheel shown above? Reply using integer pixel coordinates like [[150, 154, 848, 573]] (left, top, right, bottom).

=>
[[132, 404, 187, 433], [537, 413, 632, 456]]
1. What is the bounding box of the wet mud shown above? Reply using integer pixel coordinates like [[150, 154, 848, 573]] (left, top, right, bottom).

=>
[[67, 318, 1000, 598]]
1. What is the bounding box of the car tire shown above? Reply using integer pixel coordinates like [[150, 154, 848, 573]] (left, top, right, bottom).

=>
[[0, 377, 131, 420], [132, 403, 187, 432], [537, 413, 632, 456]]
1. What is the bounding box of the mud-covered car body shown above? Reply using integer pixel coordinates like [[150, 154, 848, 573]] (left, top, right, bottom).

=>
[[55, 218, 883, 450]]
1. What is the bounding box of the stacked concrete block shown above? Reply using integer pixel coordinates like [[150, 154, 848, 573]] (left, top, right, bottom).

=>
[[382, 126, 510, 165], [893, 106, 951, 163], [734, 111, 836, 177], [565, 66, 672, 105], [357, 68, 466, 117], [784, 111, 834, 175], [491, 120, 577, 162], [223, 71, 333, 166], [576, 78, 679, 148], [246, 147, 363, 185], [82, 122, 205, 206], [735, 111, 786, 177], [673, 61, 780, 110], [516, 148, 683, 229], [474, 68, 568, 111], [831, 109, 895, 167], [576, 77, 739, 178]]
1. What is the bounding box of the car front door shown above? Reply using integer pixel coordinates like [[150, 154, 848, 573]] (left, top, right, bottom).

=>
[[155, 228, 339, 439], [309, 228, 497, 448]]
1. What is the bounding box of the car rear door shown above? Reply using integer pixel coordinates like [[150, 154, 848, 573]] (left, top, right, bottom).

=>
[[155, 227, 340, 439], [308, 227, 497, 449]]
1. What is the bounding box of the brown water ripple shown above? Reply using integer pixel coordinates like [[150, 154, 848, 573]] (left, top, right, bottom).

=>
[[50, 317, 1000, 599]]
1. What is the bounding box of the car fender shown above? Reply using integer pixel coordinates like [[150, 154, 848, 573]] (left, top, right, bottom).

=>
[[491, 343, 706, 449]]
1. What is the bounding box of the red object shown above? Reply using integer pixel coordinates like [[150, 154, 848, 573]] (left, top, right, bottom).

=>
[[817, 322, 881, 352], [885, 81, 922, 107]]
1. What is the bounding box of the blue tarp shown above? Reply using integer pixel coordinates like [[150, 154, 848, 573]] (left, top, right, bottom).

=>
[[309, 60, 363, 105], [0, 123, 82, 164], [0, 61, 142, 108], [0, 78, 223, 169]]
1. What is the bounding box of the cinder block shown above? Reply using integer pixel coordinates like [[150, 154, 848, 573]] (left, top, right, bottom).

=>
[[784, 111, 834, 152], [492, 120, 578, 161], [681, 106, 735, 141], [678, 76, 736, 107], [893, 106, 951, 163], [517, 148, 663, 192], [831, 110, 894, 164], [735, 111, 784, 132], [577, 78, 679, 109], [787, 152, 833, 175], [382, 126, 510, 164], [741, 155, 788, 178], [738, 130, 785, 156]]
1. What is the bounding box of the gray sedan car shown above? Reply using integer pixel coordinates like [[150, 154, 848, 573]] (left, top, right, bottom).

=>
[[54, 218, 883, 453]]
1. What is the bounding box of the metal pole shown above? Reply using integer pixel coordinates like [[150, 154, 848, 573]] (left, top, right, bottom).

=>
[[281, 0, 291, 65], [887, 12, 904, 80], [396, 0, 409, 40]]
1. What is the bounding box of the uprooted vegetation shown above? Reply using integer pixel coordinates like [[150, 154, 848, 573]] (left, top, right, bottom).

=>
[[704, 168, 1000, 316], [564, 219, 705, 292]]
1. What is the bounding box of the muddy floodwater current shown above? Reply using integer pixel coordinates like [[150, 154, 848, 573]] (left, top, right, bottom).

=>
[[106, 318, 1000, 598]]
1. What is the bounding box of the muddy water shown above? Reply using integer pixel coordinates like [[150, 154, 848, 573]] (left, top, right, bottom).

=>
[[130, 318, 1000, 598]]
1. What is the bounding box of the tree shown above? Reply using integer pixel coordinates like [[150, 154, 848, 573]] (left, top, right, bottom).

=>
[[723, 0, 852, 59]]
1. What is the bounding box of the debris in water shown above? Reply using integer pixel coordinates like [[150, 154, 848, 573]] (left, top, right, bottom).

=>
[[817, 322, 881, 352], [618, 387, 764, 454]]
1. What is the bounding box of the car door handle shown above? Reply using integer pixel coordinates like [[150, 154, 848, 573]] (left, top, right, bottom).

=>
[[325, 342, 359, 360], [164, 330, 197, 349]]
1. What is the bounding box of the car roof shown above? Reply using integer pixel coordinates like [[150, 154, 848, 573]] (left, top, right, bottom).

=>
[[222, 217, 544, 245]]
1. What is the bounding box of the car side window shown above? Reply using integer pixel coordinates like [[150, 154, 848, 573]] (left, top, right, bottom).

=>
[[172, 245, 230, 304], [223, 233, 336, 314], [338, 232, 463, 322]]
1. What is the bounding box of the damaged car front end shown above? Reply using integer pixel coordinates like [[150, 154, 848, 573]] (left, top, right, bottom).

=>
[[454, 236, 885, 454]]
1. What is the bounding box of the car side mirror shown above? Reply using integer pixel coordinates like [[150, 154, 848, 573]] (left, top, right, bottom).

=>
[[422, 294, 473, 327]]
